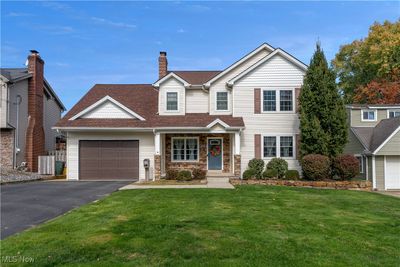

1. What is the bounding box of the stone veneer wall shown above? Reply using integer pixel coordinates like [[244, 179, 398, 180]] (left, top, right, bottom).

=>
[[0, 129, 14, 169], [165, 133, 231, 173]]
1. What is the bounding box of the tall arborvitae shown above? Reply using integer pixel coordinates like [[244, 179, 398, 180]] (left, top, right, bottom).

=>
[[299, 43, 348, 158]]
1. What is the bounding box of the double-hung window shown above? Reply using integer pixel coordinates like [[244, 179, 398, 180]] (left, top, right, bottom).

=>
[[172, 138, 199, 161], [362, 110, 376, 121], [280, 136, 293, 157], [263, 135, 294, 158], [216, 92, 228, 111], [388, 110, 400, 118], [263, 136, 277, 157], [263, 90, 276, 111], [262, 89, 293, 112], [280, 90, 293, 111], [166, 92, 178, 111]]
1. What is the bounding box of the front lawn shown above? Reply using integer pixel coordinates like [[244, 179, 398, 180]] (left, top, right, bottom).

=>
[[1, 186, 399, 266]]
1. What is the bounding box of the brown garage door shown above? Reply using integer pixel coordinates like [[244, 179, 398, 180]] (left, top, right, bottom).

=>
[[79, 140, 139, 180]]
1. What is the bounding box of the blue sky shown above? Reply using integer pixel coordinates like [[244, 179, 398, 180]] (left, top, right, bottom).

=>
[[1, 1, 399, 111]]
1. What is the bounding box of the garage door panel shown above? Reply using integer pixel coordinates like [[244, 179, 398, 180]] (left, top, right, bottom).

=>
[[79, 140, 139, 180], [386, 156, 400, 190]]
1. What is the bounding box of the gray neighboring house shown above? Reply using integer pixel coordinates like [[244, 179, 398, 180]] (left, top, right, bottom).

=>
[[344, 104, 400, 190], [0, 50, 66, 171]]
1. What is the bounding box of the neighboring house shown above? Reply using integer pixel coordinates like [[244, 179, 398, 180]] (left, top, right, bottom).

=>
[[344, 104, 400, 190], [0, 50, 66, 172], [55, 43, 307, 181]]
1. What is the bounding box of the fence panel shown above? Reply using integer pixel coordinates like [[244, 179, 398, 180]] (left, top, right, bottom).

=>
[[38, 156, 55, 175]]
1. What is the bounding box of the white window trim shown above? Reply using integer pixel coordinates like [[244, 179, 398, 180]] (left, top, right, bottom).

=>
[[361, 109, 377, 122], [171, 137, 200, 162], [165, 91, 180, 113], [387, 109, 400, 118], [261, 88, 295, 114], [355, 154, 364, 174], [262, 134, 296, 159], [215, 91, 229, 111]]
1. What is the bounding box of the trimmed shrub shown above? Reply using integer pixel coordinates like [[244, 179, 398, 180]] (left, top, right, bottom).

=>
[[266, 158, 288, 179], [263, 169, 278, 179], [166, 169, 179, 180], [242, 169, 257, 180], [248, 158, 265, 179], [177, 170, 192, 181], [285, 170, 300, 180], [192, 168, 207, 180], [301, 154, 331, 180], [333, 154, 359, 180]]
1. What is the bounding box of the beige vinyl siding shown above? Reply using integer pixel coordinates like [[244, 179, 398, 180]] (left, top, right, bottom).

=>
[[235, 55, 305, 87], [209, 49, 270, 115], [81, 100, 135, 119], [232, 53, 305, 174], [8, 80, 29, 166], [350, 109, 387, 127], [66, 131, 155, 181], [376, 130, 400, 155], [344, 130, 365, 154], [186, 89, 208, 113], [375, 156, 385, 190], [158, 78, 185, 115], [43, 96, 62, 152]]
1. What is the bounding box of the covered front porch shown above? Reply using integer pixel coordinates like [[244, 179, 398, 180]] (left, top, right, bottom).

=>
[[153, 128, 242, 179]]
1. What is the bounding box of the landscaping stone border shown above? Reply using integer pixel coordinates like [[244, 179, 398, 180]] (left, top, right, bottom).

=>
[[230, 179, 372, 191]]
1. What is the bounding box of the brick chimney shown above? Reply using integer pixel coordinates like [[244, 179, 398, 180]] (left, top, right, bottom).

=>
[[25, 50, 45, 172], [158, 51, 168, 79]]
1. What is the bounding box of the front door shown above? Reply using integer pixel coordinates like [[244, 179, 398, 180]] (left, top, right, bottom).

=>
[[208, 138, 223, 170]]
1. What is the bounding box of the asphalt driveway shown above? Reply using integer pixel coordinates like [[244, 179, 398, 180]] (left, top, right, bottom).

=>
[[1, 180, 130, 239]]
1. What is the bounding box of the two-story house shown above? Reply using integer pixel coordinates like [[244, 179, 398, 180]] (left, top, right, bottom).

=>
[[344, 104, 400, 190], [54, 43, 307, 181], [1, 50, 66, 171]]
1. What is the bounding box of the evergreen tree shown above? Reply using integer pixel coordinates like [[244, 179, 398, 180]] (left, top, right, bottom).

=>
[[299, 43, 348, 158]]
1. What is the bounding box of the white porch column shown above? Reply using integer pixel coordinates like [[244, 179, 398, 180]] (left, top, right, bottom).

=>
[[234, 132, 241, 155], [154, 132, 161, 155]]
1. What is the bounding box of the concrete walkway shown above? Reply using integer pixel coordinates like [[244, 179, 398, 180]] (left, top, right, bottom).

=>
[[119, 177, 234, 190], [375, 191, 400, 198]]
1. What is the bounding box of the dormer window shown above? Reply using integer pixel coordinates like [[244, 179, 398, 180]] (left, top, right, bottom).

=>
[[216, 92, 228, 111], [166, 92, 178, 111], [362, 110, 376, 121]]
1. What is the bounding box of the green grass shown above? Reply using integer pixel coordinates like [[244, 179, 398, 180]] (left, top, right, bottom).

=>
[[1, 186, 399, 266]]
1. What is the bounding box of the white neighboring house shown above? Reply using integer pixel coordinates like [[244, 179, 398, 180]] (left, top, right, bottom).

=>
[[1, 50, 66, 171], [55, 43, 307, 182]]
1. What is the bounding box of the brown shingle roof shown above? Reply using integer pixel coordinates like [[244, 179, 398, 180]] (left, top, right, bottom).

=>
[[170, 71, 222, 84], [55, 84, 244, 129]]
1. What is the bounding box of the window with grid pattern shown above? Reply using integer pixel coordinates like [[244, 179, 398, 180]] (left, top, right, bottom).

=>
[[166, 92, 178, 111], [263, 90, 276, 111], [216, 92, 228, 111], [263, 136, 277, 157], [279, 90, 293, 111], [280, 136, 293, 157], [172, 138, 198, 161]]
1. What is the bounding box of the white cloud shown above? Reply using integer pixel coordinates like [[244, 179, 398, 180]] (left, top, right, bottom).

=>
[[177, 28, 186, 33], [7, 12, 34, 17], [91, 16, 136, 29]]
